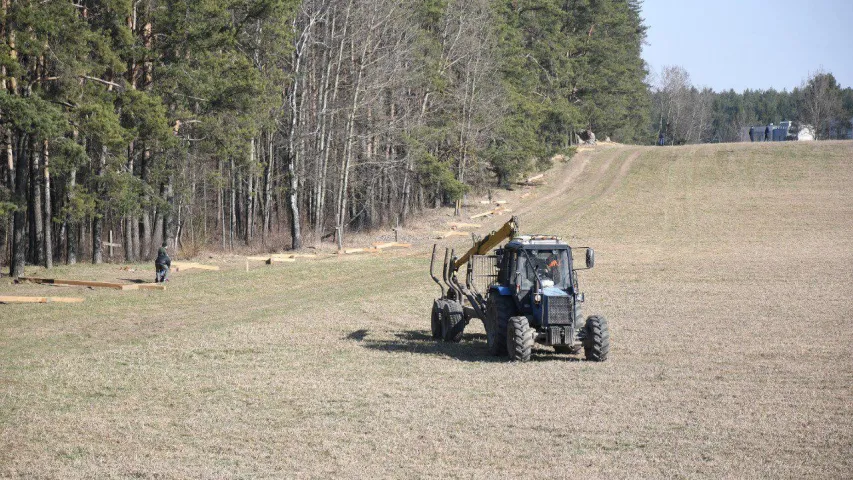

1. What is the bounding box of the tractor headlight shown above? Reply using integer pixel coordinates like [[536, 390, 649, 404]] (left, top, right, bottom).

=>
[[534, 293, 542, 304]]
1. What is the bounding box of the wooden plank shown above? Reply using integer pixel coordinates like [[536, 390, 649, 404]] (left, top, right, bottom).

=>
[[479, 200, 491, 204], [246, 256, 271, 262], [0, 296, 85, 304], [494, 200, 508, 205], [525, 173, 544, 183]]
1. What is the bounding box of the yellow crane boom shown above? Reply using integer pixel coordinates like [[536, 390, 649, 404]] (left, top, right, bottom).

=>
[[453, 216, 519, 270]]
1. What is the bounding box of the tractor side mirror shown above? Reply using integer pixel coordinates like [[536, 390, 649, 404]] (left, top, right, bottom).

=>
[[586, 248, 595, 269]]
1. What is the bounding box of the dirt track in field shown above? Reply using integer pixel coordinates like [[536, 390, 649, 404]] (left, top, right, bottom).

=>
[[1, 141, 852, 478]]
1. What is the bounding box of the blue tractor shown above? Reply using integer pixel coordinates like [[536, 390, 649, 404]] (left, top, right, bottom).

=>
[[429, 217, 609, 362]]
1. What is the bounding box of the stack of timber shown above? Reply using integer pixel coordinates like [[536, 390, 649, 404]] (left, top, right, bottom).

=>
[[0, 296, 85, 304], [18, 277, 165, 291]]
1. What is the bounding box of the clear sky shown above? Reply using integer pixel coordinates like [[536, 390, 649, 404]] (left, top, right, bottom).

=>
[[641, 0, 853, 92]]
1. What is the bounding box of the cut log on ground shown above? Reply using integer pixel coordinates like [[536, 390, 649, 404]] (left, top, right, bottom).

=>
[[19, 277, 165, 291], [267, 257, 296, 264], [343, 247, 381, 255], [435, 230, 469, 239], [371, 242, 412, 250], [470, 206, 512, 219], [0, 296, 85, 304], [449, 222, 481, 230], [171, 262, 220, 272], [121, 284, 167, 291]]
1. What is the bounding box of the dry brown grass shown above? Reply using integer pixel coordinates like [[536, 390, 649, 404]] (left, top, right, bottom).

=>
[[2, 141, 852, 478]]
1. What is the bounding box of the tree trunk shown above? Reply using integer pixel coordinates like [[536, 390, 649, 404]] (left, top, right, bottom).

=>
[[229, 159, 236, 250], [65, 168, 76, 264], [141, 147, 152, 259], [92, 145, 106, 264], [262, 134, 274, 239], [42, 140, 52, 269], [10, 130, 25, 277], [29, 137, 42, 265]]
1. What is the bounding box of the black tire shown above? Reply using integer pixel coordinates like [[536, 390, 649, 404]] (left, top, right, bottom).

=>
[[485, 295, 513, 356], [431, 299, 446, 339], [583, 315, 610, 362], [442, 301, 464, 343], [506, 316, 534, 362]]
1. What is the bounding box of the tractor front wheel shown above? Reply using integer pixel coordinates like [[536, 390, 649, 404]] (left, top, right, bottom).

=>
[[506, 316, 534, 362], [583, 315, 610, 362]]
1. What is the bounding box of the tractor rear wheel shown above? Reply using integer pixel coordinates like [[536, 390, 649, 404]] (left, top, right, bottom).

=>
[[583, 315, 610, 362], [431, 300, 446, 339], [485, 295, 513, 356], [506, 316, 534, 362], [441, 302, 464, 343]]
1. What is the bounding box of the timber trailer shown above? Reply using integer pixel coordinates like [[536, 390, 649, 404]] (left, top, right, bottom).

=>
[[429, 216, 609, 362]]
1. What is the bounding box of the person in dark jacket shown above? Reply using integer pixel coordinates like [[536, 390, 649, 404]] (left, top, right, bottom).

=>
[[658, 132, 665, 146], [764, 126, 770, 141], [749, 126, 755, 142], [155, 242, 171, 283]]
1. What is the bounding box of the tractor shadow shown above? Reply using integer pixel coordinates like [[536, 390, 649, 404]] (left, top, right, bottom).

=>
[[351, 329, 581, 363]]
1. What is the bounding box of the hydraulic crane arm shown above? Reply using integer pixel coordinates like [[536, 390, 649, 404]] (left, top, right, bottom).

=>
[[453, 216, 519, 271]]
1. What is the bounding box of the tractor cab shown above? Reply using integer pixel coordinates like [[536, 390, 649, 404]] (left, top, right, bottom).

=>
[[496, 235, 588, 329]]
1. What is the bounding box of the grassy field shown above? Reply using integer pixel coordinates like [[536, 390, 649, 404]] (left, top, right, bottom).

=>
[[2, 141, 852, 478]]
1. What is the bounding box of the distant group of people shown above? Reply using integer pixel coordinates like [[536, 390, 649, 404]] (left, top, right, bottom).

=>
[[749, 125, 772, 142]]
